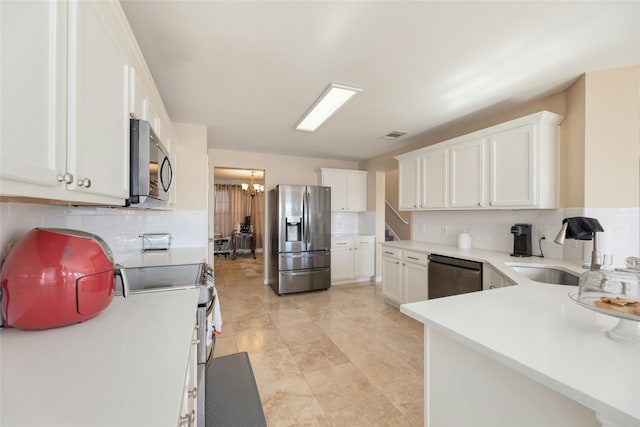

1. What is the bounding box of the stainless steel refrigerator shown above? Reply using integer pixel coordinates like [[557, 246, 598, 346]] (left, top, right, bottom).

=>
[[269, 184, 331, 295]]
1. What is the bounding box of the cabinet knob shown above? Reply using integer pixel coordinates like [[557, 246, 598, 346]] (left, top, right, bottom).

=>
[[77, 177, 92, 188], [477, 202, 482, 206], [57, 172, 73, 184]]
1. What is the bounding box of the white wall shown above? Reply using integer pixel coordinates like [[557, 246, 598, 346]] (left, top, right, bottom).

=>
[[411, 208, 639, 268], [0, 202, 207, 264]]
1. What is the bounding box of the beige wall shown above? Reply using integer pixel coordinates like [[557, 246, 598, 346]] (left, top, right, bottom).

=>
[[174, 122, 208, 211], [209, 148, 358, 283], [210, 149, 357, 191], [359, 92, 566, 172], [584, 65, 639, 208], [561, 75, 586, 208]]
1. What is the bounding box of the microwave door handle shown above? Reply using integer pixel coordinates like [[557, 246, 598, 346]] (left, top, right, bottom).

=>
[[160, 157, 173, 192]]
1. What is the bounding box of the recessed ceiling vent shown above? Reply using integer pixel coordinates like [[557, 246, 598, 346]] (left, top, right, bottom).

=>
[[382, 130, 407, 140]]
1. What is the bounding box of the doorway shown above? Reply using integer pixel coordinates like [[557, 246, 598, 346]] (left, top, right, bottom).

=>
[[212, 168, 265, 277]]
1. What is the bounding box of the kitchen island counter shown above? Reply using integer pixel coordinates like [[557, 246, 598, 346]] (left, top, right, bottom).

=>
[[0, 289, 200, 427], [396, 242, 639, 427]]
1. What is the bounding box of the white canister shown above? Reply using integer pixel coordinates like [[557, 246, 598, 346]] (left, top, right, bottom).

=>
[[458, 231, 472, 249]]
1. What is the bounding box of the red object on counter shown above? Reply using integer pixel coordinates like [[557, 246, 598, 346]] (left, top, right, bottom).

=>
[[0, 228, 115, 330]]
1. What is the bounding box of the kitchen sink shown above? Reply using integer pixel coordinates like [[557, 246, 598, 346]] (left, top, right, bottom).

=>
[[507, 265, 580, 286]]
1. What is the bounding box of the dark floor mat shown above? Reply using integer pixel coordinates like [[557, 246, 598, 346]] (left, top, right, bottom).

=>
[[205, 352, 267, 427]]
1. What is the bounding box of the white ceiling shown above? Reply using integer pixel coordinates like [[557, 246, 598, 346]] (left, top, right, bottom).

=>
[[120, 1, 639, 162]]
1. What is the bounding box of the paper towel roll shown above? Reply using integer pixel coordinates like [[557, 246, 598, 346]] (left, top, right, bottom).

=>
[[458, 231, 472, 249]]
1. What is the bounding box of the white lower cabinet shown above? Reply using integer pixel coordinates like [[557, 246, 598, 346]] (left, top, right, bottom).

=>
[[178, 325, 198, 427], [331, 236, 375, 283], [382, 246, 429, 305], [381, 247, 403, 304], [403, 251, 429, 303], [483, 263, 515, 290]]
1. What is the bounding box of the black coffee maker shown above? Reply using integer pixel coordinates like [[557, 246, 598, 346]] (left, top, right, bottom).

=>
[[510, 224, 532, 257]]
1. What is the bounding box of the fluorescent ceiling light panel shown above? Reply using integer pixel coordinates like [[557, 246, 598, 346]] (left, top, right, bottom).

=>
[[296, 83, 362, 132]]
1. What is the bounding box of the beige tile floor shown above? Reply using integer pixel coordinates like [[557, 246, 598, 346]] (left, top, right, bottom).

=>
[[213, 253, 424, 427]]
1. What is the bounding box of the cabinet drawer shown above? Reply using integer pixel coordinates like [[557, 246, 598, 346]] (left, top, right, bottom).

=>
[[381, 247, 402, 260], [354, 236, 374, 246], [332, 238, 352, 249], [403, 251, 429, 265]]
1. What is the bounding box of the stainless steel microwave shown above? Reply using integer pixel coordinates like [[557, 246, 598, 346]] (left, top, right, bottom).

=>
[[127, 119, 173, 208]]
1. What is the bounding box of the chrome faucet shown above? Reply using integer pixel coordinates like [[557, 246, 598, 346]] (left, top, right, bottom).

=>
[[554, 217, 604, 270]]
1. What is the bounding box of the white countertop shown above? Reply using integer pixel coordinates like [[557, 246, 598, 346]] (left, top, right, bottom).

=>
[[0, 289, 200, 427], [389, 241, 640, 426], [121, 247, 207, 268]]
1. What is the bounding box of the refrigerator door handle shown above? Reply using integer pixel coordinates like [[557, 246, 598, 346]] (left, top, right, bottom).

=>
[[305, 190, 311, 248]]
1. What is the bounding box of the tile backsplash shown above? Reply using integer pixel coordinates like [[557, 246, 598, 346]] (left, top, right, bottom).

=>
[[411, 208, 639, 268], [0, 202, 207, 263]]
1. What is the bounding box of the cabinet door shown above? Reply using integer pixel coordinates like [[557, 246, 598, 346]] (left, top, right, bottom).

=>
[[382, 256, 403, 304], [322, 171, 347, 211], [331, 239, 353, 281], [0, 1, 67, 197], [346, 172, 367, 211], [398, 156, 420, 209], [353, 238, 374, 277], [421, 148, 448, 208], [128, 66, 147, 120], [404, 261, 428, 303], [450, 138, 485, 208], [489, 125, 536, 207], [67, 0, 129, 201]]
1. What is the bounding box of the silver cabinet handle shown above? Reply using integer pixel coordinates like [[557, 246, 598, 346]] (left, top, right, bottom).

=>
[[57, 172, 73, 184], [407, 256, 419, 260], [188, 387, 197, 399], [178, 410, 195, 426], [77, 177, 91, 188]]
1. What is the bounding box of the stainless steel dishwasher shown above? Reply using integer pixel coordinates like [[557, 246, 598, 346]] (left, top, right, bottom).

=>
[[428, 253, 483, 299]]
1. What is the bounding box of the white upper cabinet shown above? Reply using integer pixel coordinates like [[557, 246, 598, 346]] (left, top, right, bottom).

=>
[[489, 124, 535, 207], [398, 156, 420, 209], [67, 0, 129, 200], [421, 147, 448, 209], [450, 138, 485, 208], [396, 111, 563, 210], [317, 168, 367, 212], [0, 1, 68, 199], [398, 147, 448, 210], [1, 0, 177, 207], [128, 66, 148, 120]]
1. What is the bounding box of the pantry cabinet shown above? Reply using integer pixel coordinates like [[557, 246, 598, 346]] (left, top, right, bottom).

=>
[[317, 168, 367, 212], [331, 236, 375, 283], [395, 111, 563, 211]]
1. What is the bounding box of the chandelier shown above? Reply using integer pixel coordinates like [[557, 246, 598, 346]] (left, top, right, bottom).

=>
[[241, 171, 264, 196]]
